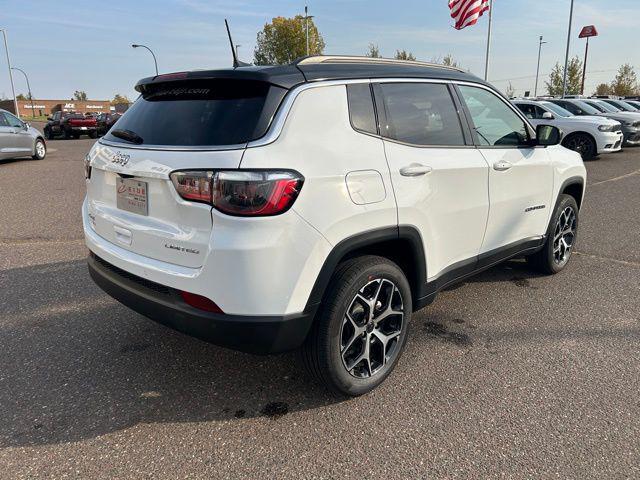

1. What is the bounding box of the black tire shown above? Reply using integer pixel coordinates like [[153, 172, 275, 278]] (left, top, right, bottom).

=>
[[301, 255, 412, 397], [45, 127, 54, 140], [64, 128, 72, 140], [563, 133, 597, 160], [32, 138, 46, 160], [89, 130, 97, 139], [527, 194, 579, 274], [72, 132, 80, 139]]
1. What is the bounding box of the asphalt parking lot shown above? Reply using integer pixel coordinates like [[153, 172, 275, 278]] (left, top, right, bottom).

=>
[[1, 129, 639, 479]]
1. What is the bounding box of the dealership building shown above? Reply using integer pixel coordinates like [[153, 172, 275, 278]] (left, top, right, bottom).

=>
[[0, 99, 115, 117]]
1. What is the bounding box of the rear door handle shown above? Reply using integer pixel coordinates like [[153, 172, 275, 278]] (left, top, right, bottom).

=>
[[400, 163, 433, 177], [493, 160, 513, 171]]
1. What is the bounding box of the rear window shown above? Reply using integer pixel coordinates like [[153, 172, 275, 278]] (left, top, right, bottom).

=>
[[104, 79, 287, 147]]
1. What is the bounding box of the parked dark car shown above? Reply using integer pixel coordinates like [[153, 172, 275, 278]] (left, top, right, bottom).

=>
[[96, 112, 122, 136], [44, 111, 97, 140]]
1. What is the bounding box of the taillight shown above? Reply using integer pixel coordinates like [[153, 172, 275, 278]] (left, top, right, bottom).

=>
[[170, 170, 304, 216], [170, 171, 213, 203]]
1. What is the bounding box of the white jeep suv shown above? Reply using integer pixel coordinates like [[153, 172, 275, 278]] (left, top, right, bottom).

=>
[[83, 57, 586, 396], [513, 99, 623, 160]]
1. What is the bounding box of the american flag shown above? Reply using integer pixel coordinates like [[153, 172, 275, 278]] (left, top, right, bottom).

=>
[[448, 0, 490, 30]]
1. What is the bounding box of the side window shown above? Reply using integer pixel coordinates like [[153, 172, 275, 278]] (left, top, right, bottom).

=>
[[53, 112, 61, 120], [0, 113, 9, 127], [346, 83, 377, 135], [376, 83, 465, 146], [4, 112, 23, 128], [458, 85, 529, 146], [516, 103, 536, 119], [534, 106, 548, 118]]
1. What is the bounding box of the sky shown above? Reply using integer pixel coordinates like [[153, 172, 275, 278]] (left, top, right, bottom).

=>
[[0, 0, 637, 101]]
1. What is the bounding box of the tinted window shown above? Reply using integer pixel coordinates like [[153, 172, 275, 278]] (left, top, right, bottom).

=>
[[552, 100, 582, 115], [0, 113, 9, 127], [458, 85, 529, 146], [377, 83, 465, 146], [593, 101, 618, 113], [3, 112, 23, 128], [347, 84, 377, 135], [516, 103, 537, 119], [540, 102, 572, 117], [104, 79, 286, 146]]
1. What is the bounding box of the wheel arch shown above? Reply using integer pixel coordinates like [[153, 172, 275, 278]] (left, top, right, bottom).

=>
[[562, 130, 597, 153], [304, 226, 428, 314], [559, 176, 585, 210]]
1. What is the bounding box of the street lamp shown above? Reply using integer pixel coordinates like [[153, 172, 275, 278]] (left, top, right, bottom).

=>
[[11, 67, 35, 118], [0, 28, 18, 117], [303, 6, 314, 56], [534, 35, 548, 97], [131, 44, 159, 76]]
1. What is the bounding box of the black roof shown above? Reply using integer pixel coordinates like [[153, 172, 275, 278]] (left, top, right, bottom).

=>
[[135, 56, 484, 92]]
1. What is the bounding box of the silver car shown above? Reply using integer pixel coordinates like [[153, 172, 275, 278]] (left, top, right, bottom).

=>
[[0, 108, 46, 160]]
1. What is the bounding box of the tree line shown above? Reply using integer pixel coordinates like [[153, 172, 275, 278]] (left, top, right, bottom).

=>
[[545, 58, 638, 97]]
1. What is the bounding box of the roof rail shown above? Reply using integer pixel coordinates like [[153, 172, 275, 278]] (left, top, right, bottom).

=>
[[294, 55, 466, 73]]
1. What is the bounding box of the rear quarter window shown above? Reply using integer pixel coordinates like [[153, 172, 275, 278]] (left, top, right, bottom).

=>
[[346, 83, 378, 135], [104, 79, 287, 147]]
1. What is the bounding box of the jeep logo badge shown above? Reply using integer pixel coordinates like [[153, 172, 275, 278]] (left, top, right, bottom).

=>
[[111, 152, 130, 166]]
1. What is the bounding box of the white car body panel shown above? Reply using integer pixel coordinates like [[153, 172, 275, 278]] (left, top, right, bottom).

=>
[[83, 77, 586, 323]]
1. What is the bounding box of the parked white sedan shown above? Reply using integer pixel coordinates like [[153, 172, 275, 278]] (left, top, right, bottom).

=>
[[514, 99, 623, 160]]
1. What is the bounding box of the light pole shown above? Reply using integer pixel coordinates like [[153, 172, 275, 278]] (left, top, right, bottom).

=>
[[131, 44, 158, 76], [561, 0, 575, 98], [534, 35, 547, 97], [11, 67, 35, 118], [0, 29, 18, 117], [303, 6, 314, 56]]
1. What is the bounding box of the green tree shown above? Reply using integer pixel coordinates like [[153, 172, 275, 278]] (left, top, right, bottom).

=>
[[610, 64, 638, 96], [394, 49, 416, 61], [111, 93, 131, 105], [16, 93, 27, 100], [254, 15, 325, 65], [365, 43, 382, 58], [442, 53, 461, 68], [594, 83, 612, 96], [73, 90, 88, 101], [545, 56, 583, 96]]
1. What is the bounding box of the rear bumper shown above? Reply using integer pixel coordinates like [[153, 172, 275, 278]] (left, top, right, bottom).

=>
[[88, 253, 315, 354]]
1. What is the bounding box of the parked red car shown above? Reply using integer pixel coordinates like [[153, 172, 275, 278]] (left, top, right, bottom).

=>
[[44, 111, 97, 139]]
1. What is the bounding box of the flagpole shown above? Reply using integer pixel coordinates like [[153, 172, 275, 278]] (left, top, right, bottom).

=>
[[484, 0, 493, 81]]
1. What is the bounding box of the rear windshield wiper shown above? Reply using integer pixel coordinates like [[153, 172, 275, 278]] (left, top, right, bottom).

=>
[[110, 129, 144, 145]]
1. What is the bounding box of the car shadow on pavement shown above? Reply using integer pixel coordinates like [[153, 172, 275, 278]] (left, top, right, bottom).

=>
[[0, 259, 340, 448], [0, 256, 552, 448]]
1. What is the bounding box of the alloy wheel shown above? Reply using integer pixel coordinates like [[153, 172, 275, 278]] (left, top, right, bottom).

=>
[[35, 141, 46, 158], [553, 206, 576, 265], [340, 278, 404, 378]]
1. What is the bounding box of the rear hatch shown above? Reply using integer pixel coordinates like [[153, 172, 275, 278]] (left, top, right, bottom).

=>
[[86, 77, 288, 268]]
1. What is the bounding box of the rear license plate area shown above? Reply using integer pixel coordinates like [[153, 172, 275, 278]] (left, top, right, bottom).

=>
[[116, 178, 148, 216]]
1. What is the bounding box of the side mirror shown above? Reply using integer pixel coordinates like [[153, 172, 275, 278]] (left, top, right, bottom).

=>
[[23, 122, 30, 129], [541, 111, 554, 120], [536, 124, 562, 146]]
